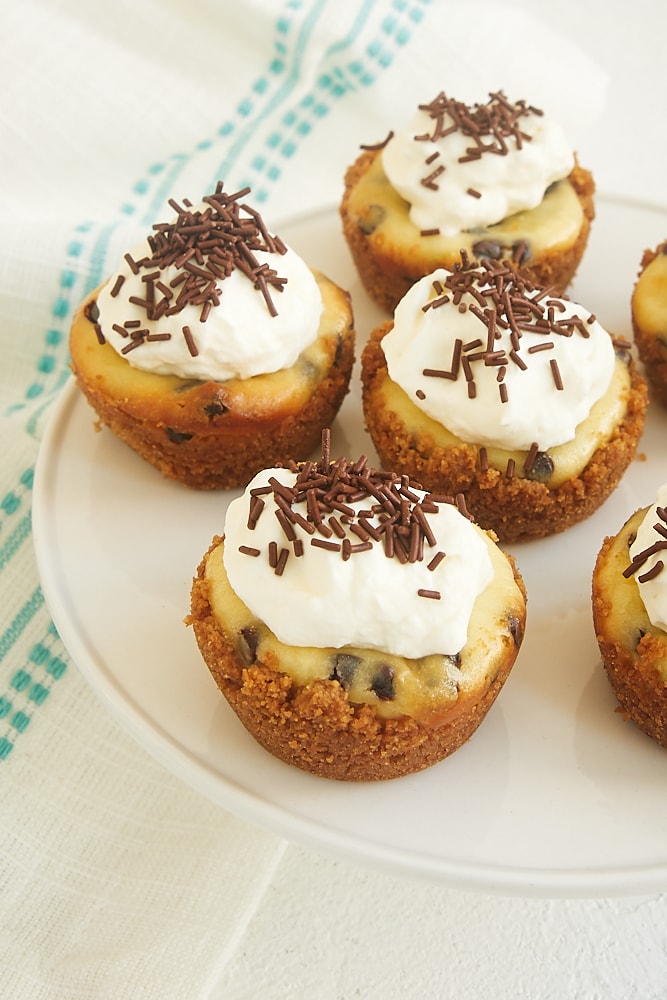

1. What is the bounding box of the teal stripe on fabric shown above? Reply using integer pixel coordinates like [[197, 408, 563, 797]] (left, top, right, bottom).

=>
[[0, 466, 33, 521], [207, 0, 330, 197], [24, 367, 72, 438], [143, 1, 333, 222], [10, 363, 71, 438], [79, 158, 192, 299], [0, 466, 34, 572], [9, 223, 96, 415], [83, 220, 134, 298], [0, 588, 44, 665], [0, 621, 67, 759], [0, 513, 32, 573], [210, 0, 429, 200]]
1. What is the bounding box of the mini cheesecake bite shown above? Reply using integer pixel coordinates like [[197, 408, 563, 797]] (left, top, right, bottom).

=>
[[592, 483, 667, 748], [340, 90, 595, 314], [632, 240, 667, 406], [69, 183, 355, 490], [361, 253, 648, 543], [188, 433, 527, 781]]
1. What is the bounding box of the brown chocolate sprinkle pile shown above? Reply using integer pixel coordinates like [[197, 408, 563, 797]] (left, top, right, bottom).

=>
[[415, 90, 543, 196], [623, 505, 667, 584], [239, 431, 473, 600], [107, 182, 288, 353], [418, 251, 596, 413]]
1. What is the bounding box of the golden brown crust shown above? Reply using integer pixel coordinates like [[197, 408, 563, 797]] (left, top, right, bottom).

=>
[[631, 240, 667, 407], [69, 272, 355, 490], [361, 322, 648, 543], [592, 512, 667, 748], [188, 538, 524, 781], [340, 148, 595, 314]]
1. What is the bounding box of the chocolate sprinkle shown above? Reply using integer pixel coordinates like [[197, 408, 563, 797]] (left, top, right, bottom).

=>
[[549, 358, 563, 390], [238, 432, 470, 593], [274, 548, 289, 577], [427, 551, 446, 571], [523, 441, 539, 474], [623, 506, 667, 582], [182, 325, 199, 357], [414, 90, 543, 189], [108, 182, 288, 342], [417, 252, 595, 444], [360, 130, 394, 151], [417, 589, 441, 600], [639, 560, 664, 583]]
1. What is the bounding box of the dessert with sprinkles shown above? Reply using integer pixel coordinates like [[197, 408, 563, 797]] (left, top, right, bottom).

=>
[[631, 239, 667, 407], [340, 90, 595, 313], [69, 182, 355, 489], [187, 431, 527, 781], [361, 252, 648, 543], [592, 483, 667, 748]]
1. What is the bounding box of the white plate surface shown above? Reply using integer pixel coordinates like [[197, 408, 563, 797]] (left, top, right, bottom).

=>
[[33, 195, 667, 897]]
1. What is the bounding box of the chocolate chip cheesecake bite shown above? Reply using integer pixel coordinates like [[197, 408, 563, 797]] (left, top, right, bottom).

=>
[[361, 253, 648, 544], [632, 240, 667, 406], [188, 432, 527, 781], [592, 483, 667, 747], [340, 90, 595, 314], [69, 183, 355, 489]]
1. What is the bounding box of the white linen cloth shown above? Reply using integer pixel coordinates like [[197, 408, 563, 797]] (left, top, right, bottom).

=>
[[1, 1, 667, 997]]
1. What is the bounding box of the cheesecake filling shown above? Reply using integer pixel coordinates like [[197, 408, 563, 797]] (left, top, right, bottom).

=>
[[626, 482, 667, 633], [632, 246, 667, 338]]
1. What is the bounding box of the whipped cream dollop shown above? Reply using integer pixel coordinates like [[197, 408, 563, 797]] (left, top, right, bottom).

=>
[[222, 461, 494, 659], [382, 259, 615, 452], [96, 185, 323, 381], [628, 482, 667, 633], [381, 91, 575, 237]]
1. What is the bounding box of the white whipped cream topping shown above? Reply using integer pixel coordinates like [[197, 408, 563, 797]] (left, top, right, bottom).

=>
[[381, 95, 574, 236], [222, 466, 494, 658], [382, 267, 615, 452], [629, 482, 667, 633], [97, 236, 323, 381]]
